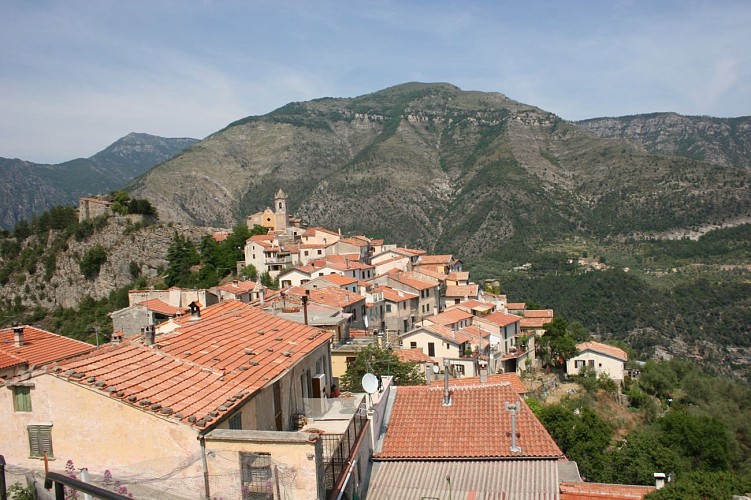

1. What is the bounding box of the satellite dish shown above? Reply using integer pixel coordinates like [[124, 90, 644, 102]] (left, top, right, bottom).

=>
[[362, 373, 379, 394]]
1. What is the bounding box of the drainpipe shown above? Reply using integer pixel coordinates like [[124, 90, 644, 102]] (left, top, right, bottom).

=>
[[199, 436, 211, 500], [335, 459, 357, 500]]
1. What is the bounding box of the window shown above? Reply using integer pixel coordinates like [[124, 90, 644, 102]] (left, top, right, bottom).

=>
[[317, 250, 322, 255], [588, 360, 595, 367], [428, 342, 435, 357], [575, 360, 584, 369], [226, 412, 241, 430], [13, 386, 32, 412], [28, 424, 53, 458], [410, 342, 417, 349], [240, 452, 272, 499], [385, 304, 392, 313]]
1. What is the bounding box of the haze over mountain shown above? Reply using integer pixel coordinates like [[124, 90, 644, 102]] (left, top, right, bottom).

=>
[[0, 133, 198, 229], [128, 82, 751, 259]]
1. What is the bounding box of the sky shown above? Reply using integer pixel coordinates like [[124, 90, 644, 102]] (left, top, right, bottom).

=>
[[1, 1, 750, 164]]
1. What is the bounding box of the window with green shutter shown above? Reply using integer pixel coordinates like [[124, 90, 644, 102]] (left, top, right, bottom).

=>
[[28, 424, 53, 459], [13, 386, 31, 412]]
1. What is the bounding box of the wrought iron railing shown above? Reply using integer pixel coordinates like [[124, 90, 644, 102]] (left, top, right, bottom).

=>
[[320, 402, 368, 498]]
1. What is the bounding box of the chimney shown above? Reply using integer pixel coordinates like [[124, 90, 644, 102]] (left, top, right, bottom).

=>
[[143, 325, 155, 346], [505, 401, 522, 452], [111, 332, 123, 345], [479, 363, 488, 383], [302, 290, 310, 326], [442, 359, 451, 406], [13, 325, 24, 347], [654, 473, 666, 490], [189, 301, 202, 321]]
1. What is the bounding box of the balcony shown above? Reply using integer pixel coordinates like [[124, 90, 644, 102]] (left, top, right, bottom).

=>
[[299, 396, 369, 499]]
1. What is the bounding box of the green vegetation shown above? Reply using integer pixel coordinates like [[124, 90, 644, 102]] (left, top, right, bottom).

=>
[[79, 245, 108, 279], [535, 359, 751, 492], [339, 344, 425, 391], [110, 190, 158, 217]]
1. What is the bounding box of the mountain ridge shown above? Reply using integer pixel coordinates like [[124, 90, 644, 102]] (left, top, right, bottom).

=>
[[128, 83, 751, 260], [0, 133, 198, 229]]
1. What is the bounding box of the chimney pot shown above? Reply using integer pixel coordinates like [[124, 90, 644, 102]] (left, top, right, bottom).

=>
[[13, 325, 24, 347], [144, 325, 155, 346], [189, 301, 202, 321], [654, 473, 666, 489]]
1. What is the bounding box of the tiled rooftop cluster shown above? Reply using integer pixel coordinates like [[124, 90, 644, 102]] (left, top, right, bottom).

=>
[[377, 383, 563, 459], [0, 325, 94, 372], [49, 300, 330, 429]]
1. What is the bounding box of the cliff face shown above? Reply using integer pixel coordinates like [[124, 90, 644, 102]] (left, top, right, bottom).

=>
[[1, 216, 212, 309], [129, 83, 751, 257], [577, 113, 751, 168]]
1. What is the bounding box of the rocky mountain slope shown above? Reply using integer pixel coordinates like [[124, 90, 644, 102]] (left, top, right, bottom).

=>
[[577, 113, 751, 168], [129, 83, 751, 259], [0, 133, 198, 229]]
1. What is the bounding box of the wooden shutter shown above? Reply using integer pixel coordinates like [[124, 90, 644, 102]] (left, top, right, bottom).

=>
[[28, 425, 53, 458], [14, 386, 32, 412]]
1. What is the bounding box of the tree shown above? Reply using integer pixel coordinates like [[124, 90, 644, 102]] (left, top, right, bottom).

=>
[[645, 471, 751, 500], [80, 245, 108, 279], [657, 410, 734, 472], [539, 317, 586, 367], [339, 344, 424, 392], [165, 234, 200, 287], [603, 429, 688, 485], [240, 264, 258, 281]]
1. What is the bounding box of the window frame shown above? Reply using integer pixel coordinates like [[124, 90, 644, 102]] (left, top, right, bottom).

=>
[[27, 424, 53, 459], [240, 451, 273, 499], [229, 412, 243, 430], [13, 385, 32, 412]]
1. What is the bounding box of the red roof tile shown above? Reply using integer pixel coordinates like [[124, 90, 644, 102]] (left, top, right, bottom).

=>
[[444, 284, 479, 298], [287, 286, 364, 308], [137, 298, 185, 316], [430, 373, 528, 394], [320, 274, 358, 286], [425, 308, 474, 326], [419, 254, 452, 265], [217, 281, 256, 294], [447, 271, 470, 281], [576, 342, 628, 362], [50, 300, 331, 429], [0, 326, 95, 370], [377, 383, 562, 459], [404, 325, 473, 345], [395, 348, 434, 364], [394, 274, 436, 291], [560, 482, 656, 499], [525, 309, 554, 318], [507, 302, 526, 310], [520, 317, 552, 329], [374, 286, 418, 303], [482, 312, 523, 327]]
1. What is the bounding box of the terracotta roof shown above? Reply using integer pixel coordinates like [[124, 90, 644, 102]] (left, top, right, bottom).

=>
[[374, 286, 418, 303], [395, 348, 434, 364], [320, 274, 358, 286], [444, 284, 479, 298], [507, 302, 526, 310], [217, 281, 256, 294], [521, 317, 552, 329], [560, 481, 656, 499], [395, 247, 426, 256], [403, 325, 473, 345], [211, 231, 229, 242], [0, 326, 95, 371], [411, 267, 447, 281], [287, 286, 365, 308], [418, 254, 452, 265], [456, 300, 495, 313], [394, 274, 435, 291], [338, 237, 368, 247], [50, 300, 331, 429], [377, 383, 562, 459], [302, 226, 340, 237], [349, 329, 368, 338], [576, 342, 628, 362], [482, 311, 523, 327], [425, 308, 474, 326], [80, 197, 112, 205], [430, 372, 527, 394], [447, 271, 470, 281], [137, 298, 185, 316], [525, 309, 554, 318]]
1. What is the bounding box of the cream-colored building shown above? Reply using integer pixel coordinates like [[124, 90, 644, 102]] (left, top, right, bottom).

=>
[[1, 300, 372, 499], [567, 341, 628, 383]]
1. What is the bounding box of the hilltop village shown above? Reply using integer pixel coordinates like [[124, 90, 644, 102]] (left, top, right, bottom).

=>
[[1, 191, 648, 500]]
